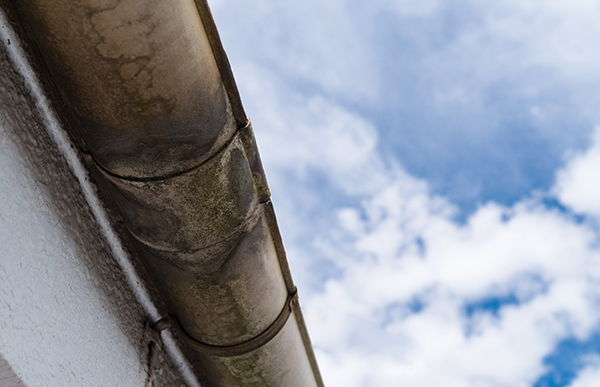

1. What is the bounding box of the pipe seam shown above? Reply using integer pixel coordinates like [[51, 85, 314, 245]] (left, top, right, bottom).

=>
[[88, 120, 252, 183], [152, 288, 298, 357]]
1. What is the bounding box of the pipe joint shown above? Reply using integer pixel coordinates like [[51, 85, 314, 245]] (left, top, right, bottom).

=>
[[152, 288, 298, 357], [100, 130, 258, 252]]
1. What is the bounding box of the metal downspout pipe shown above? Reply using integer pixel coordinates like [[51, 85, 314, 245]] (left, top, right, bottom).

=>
[[14, 0, 324, 385]]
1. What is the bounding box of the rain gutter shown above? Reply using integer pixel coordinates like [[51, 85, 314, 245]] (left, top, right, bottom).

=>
[[10, 0, 324, 385]]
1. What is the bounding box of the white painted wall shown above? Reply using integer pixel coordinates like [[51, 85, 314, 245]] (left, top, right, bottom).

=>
[[0, 119, 143, 386]]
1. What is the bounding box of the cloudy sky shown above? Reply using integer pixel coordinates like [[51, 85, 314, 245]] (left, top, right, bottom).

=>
[[210, 1, 600, 386]]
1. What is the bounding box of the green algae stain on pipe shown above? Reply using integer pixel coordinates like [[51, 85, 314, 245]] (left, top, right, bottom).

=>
[[189, 277, 251, 344], [185, 138, 256, 243]]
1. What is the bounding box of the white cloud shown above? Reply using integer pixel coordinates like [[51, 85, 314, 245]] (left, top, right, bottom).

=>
[[233, 64, 388, 196], [214, 0, 600, 107], [236, 76, 600, 385], [305, 176, 600, 386], [210, 0, 600, 215], [376, 0, 442, 18], [568, 357, 600, 387], [229, 31, 600, 387], [211, 0, 380, 102], [307, 123, 600, 385], [555, 127, 600, 217], [208, 1, 600, 386]]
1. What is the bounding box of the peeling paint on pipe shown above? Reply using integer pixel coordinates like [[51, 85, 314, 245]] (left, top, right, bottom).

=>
[[12, 0, 324, 385]]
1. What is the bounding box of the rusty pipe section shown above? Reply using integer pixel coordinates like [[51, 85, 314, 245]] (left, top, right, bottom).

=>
[[15, 0, 323, 385]]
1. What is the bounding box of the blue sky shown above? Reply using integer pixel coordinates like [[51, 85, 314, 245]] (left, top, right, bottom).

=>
[[211, 1, 600, 386]]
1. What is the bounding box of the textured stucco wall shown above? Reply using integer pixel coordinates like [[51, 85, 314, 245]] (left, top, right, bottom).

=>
[[0, 13, 190, 387]]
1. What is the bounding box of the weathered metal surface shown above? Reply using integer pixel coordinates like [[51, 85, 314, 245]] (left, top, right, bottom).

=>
[[13, 0, 324, 385], [264, 201, 326, 387], [192, 0, 248, 128], [137, 207, 288, 345], [102, 132, 258, 253], [0, 14, 194, 383], [153, 288, 298, 357], [239, 123, 271, 203], [17, 0, 236, 179], [197, 314, 320, 387]]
